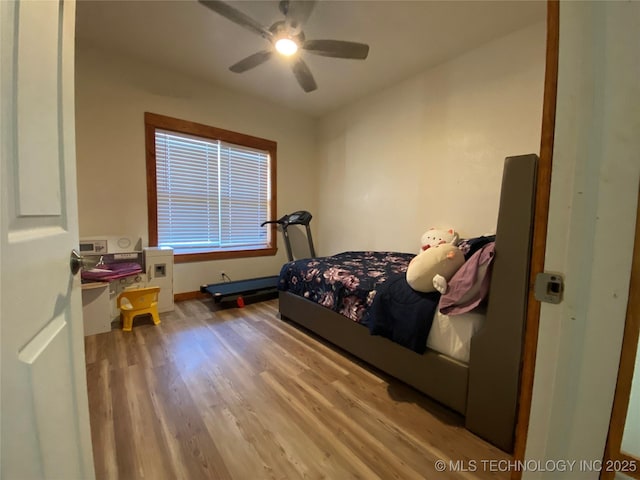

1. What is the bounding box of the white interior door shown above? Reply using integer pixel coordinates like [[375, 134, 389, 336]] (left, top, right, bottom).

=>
[[0, 1, 94, 478]]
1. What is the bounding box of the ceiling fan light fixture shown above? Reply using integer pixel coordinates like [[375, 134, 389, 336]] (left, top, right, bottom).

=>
[[199, 0, 370, 92], [275, 37, 298, 56]]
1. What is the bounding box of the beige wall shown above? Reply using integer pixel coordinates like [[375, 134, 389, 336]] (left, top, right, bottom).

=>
[[75, 45, 318, 294], [315, 22, 545, 255], [76, 21, 544, 293]]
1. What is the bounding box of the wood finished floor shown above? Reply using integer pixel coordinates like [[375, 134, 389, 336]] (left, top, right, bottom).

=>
[[85, 298, 509, 480]]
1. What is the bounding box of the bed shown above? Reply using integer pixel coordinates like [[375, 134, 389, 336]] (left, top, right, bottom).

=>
[[277, 154, 537, 452]]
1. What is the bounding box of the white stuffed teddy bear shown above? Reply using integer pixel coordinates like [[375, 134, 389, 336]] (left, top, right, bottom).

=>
[[419, 227, 459, 254], [406, 243, 465, 293]]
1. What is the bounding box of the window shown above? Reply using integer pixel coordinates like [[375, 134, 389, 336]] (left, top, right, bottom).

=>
[[145, 112, 277, 262]]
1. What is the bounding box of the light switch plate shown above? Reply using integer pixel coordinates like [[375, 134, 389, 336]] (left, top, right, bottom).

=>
[[534, 272, 564, 304]]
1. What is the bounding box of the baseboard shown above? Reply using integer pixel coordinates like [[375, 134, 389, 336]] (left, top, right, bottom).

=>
[[174, 291, 208, 302]]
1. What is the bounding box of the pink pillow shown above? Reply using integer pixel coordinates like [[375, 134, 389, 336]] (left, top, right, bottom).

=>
[[439, 242, 495, 315]]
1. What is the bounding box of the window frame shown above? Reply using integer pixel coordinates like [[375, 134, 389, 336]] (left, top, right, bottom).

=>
[[144, 112, 278, 263]]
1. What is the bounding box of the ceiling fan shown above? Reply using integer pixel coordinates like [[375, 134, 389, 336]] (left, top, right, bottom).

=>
[[198, 0, 370, 93]]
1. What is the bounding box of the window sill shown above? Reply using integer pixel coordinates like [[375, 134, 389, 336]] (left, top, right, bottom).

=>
[[173, 247, 277, 264]]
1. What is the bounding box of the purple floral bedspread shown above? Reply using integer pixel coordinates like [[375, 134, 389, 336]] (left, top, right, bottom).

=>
[[277, 251, 415, 324]]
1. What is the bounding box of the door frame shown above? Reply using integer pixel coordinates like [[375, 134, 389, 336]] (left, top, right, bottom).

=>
[[511, 1, 559, 476], [600, 186, 640, 480]]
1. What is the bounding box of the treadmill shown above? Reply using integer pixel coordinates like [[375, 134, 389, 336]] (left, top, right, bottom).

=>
[[200, 211, 315, 306]]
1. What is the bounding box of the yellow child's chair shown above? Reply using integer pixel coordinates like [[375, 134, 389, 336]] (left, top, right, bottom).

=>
[[117, 286, 161, 331]]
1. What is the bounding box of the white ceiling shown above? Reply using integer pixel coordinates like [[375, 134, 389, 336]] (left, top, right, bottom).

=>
[[75, 0, 546, 117]]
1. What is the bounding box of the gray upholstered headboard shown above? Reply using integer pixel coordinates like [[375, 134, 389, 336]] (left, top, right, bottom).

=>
[[465, 154, 538, 452]]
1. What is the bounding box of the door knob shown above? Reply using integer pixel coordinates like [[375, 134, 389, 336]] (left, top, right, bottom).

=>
[[70, 249, 84, 275]]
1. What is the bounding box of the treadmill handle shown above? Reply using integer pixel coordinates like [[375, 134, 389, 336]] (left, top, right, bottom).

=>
[[261, 215, 290, 227], [261, 220, 280, 227]]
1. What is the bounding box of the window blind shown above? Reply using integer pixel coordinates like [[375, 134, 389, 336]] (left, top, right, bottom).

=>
[[155, 129, 270, 253]]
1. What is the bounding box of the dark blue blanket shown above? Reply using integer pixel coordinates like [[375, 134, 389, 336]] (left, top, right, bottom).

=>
[[278, 251, 414, 323], [366, 273, 440, 354], [278, 251, 439, 354]]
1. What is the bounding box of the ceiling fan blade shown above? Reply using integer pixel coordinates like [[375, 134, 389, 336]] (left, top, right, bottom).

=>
[[291, 58, 317, 93], [199, 0, 273, 40], [303, 39, 369, 59], [283, 0, 317, 31], [229, 50, 274, 73]]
